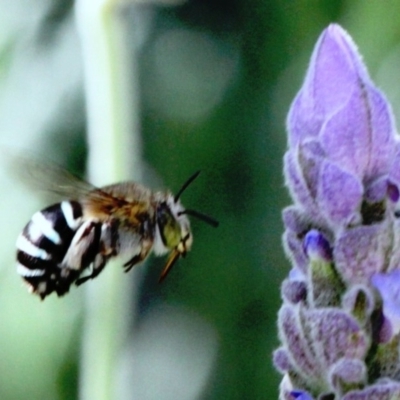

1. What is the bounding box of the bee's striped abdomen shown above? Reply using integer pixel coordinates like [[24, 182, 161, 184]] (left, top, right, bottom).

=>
[[16, 201, 83, 299]]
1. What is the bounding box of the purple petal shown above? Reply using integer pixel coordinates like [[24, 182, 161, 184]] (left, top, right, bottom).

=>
[[282, 278, 307, 304], [283, 231, 309, 274], [378, 315, 393, 344], [286, 89, 324, 149], [387, 182, 400, 203], [290, 390, 314, 400], [305, 309, 368, 367], [319, 88, 368, 178], [284, 150, 318, 216], [320, 86, 396, 180], [342, 382, 400, 400], [303, 229, 332, 261], [299, 140, 325, 199], [363, 87, 396, 179], [282, 206, 310, 235], [365, 177, 389, 203], [329, 359, 366, 392], [273, 347, 293, 373], [289, 268, 306, 281], [371, 270, 400, 334], [317, 161, 363, 226], [278, 305, 319, 379], [287, 25, 370, 147], [334, 223, 389, 284]]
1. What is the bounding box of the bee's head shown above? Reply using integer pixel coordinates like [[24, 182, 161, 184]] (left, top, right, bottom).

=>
[[156, 195, 193, 253], [155, 171, 219, 282]]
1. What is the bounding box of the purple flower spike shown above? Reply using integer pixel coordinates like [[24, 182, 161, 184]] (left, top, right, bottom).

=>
[[284, 23, 397, 230], [276, 24, 400, 398]]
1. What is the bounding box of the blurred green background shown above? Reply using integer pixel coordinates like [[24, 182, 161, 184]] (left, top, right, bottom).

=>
[[2, 1, 400, 399]]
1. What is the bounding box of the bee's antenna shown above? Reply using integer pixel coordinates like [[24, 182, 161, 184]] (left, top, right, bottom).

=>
[[174, 170, 201, 202], [179, 209, 219, 227]]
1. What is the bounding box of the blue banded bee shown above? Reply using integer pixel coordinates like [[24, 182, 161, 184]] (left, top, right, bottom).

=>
[[16, 169, 218, 300]]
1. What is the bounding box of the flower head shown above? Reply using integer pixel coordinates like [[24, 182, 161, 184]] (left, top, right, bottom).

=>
[[275, 24, 400, 399]]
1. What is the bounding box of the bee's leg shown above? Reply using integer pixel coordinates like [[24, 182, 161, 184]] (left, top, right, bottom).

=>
[[75, 220, 119, 286], [123, 239, 153, 272], [55, 220, 101, 291], [75, 220, 117, 286], [75, 254, 107, 286], [54, 269, 81, 296], [99, 219, 120, 256], [123, 253, 143, 272], [60, 220, 102, 271], [75, 276, 89, 286]]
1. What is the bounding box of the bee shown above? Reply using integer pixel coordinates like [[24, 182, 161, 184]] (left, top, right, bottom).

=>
[[16, 168, 218, 300]]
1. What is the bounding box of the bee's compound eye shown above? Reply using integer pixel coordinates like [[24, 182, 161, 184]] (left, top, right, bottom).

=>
[[156, 203, 181, 249]]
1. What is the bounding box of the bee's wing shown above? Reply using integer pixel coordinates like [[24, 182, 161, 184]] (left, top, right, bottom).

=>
[[10, 154, 96, 201], [11, 153, 148, 216]]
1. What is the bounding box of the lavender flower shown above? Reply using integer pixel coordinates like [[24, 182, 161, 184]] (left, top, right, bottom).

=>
[[274, 24, 400, 399]]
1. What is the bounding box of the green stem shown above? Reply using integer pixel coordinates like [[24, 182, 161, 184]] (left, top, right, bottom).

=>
[[75, 2, 142, 399]]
